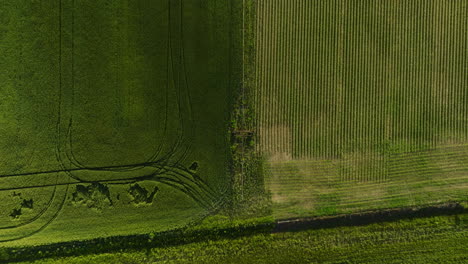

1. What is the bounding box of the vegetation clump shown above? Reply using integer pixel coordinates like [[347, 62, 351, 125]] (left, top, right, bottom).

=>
[[71, 183, 113, 211], [128, 183, 158, 205]]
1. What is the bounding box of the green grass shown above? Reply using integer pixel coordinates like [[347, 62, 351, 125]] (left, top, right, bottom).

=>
[[1, 0, 467, 260], [21, 213, 468, 263], [0, 0, 235, 246]]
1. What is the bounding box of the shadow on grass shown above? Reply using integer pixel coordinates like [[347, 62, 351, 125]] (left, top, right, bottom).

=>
[[1, 202, 465, 263]]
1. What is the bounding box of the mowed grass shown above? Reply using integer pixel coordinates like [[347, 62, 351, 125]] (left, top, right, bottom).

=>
[[253, 0, 468, 218], [0, 0, 234, 246], [22, 213, 468, 263]]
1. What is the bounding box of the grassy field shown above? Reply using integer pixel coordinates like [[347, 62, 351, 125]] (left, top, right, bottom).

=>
[[0, 0, 235, 246], [253, 0, 468, 218], [1, 0, 467, 260], [21, 213, 468, 263]]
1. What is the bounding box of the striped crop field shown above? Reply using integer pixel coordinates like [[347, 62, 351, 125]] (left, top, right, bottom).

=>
[[252, 0, 468, 218]]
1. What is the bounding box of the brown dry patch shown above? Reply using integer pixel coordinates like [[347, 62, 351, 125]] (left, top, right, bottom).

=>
[[339, 151, 387, 182], [266, 159, 340, 209], [259, 124, 292, 161], [419, 180, 468, 194], [426, 142, 468, 180], [339, 182, 386, 208], [434, 135, 468, 148]]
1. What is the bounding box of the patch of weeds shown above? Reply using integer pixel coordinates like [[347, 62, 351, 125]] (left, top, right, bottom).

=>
[[9, 208, 22, 220], [21, 198, 33, 209], [8, 192, 34, 220], [128, 183, 159, 205], [71, 182, 113, 211]]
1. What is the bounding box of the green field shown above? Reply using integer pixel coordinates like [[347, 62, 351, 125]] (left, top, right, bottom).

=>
[[252, 0, 468, 218], [1, 0, 467, 261], [21, 213, 468, 263], [0, 0, 235, 246]]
